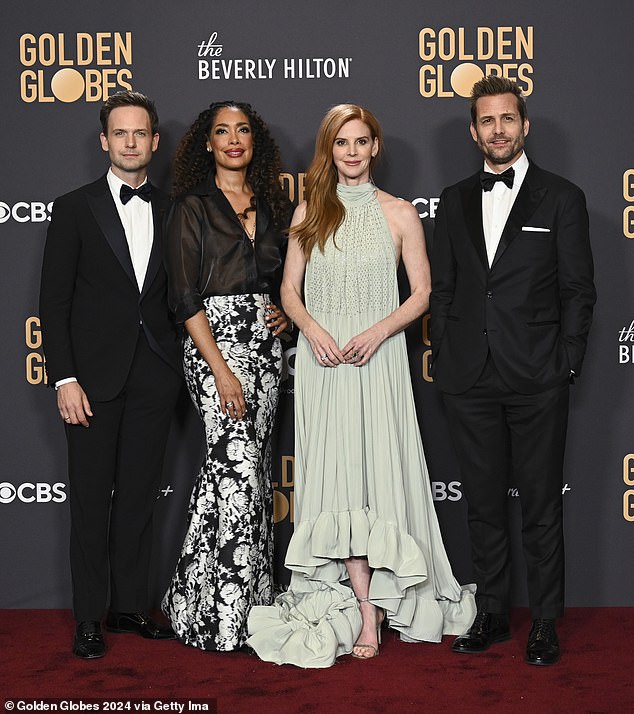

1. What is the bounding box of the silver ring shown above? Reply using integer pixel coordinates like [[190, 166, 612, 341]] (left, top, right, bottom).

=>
[[225, 401, 234, 408], [321, 354, 328, 361], [352, 351, 359, 359], [64, 417, 71, 422]]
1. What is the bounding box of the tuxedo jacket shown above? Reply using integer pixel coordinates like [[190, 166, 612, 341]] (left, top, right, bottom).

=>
[[39, 174, 181, 402], [430, 161, 596, 395]]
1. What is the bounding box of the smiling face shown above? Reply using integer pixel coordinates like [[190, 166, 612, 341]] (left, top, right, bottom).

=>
[[331, 118, 378, 185], [207, 106, 254, 172], [470, 92, 529, 172], [99, 106, 159, 184]]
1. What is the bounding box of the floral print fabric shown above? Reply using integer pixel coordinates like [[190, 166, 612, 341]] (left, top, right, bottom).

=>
[[163, 293, 282, 650]]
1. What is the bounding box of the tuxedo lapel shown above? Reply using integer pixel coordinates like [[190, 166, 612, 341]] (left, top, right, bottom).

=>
[[140, 187, 166, 298], [86, 176, 138, 290], [490, 164, 548, 269], [460, 176, 489, 272]]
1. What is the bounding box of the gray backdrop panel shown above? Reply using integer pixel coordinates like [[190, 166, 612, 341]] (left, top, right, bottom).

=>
[[1, 1, 632, 608]]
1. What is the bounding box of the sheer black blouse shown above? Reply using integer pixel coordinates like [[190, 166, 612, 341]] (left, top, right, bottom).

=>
[[166, 181, 289, 324]]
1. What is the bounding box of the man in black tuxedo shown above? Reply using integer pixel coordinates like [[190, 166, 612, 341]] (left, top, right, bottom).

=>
[[39, 91, 182, 658], [430, 76, 595, 666]]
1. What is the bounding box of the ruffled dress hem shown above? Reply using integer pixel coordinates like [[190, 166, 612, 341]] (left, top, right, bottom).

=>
[[246, 506, 476, 665]]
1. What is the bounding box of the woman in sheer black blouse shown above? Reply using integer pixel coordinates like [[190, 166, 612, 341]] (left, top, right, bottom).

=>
[[162, 101, 291, 651]]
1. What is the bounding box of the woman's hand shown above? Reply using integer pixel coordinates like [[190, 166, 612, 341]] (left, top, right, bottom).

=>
[[265, 302, 289, 336], [342, 325, 389, 367], [304, 323, 344, 367], [214, 364, 246, 420]]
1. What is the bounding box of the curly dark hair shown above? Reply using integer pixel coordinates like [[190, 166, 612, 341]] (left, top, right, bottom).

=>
[[171, 100, 289, 228]]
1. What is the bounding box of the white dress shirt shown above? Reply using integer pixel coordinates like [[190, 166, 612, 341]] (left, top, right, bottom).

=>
[[482, 151, 529, 267], [107, 168, 154, 290]]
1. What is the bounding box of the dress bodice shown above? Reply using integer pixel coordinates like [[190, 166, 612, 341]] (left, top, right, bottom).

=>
[[305, 183, 396, 316]]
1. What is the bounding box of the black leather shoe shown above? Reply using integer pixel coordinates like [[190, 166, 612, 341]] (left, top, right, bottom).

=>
[[105, 611, 175, 639], [73, 620, 105, 659], [525, 618, 559, 666], [451, 610, 511, 653]]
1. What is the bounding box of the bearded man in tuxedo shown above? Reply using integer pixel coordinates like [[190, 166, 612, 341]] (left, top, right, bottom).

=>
[[40, 90, 182, 658], [430, 76, 595, 666]]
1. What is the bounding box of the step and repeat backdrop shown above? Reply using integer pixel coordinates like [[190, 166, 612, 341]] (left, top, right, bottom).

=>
[[2, 1, 633, 608]]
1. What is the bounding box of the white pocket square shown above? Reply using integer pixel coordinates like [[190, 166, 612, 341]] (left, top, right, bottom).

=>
[[522, 226, 550, 232]]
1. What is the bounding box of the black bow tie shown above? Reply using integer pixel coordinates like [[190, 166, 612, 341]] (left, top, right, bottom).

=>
[[120, 182, 152, 204], [480, 167, 514, 191]]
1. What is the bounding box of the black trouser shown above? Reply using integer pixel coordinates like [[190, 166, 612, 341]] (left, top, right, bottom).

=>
[[442, 356, 569, 620], [66, 332, 182, 621]]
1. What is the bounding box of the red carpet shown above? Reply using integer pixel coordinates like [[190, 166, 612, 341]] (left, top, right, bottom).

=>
[[1, 608, 630, 713]]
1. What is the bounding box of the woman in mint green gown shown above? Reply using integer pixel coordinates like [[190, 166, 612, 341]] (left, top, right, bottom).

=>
[[247, 104, 475, 667]]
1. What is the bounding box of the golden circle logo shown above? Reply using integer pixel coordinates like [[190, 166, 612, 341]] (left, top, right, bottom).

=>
[[450, 63, 484, 97], [419, 26, 534, 99], [19, 32, 133, 103], [50, 68, 85, 103]]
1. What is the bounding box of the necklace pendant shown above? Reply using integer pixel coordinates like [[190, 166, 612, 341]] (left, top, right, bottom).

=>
[[239, 215, 256, 244]]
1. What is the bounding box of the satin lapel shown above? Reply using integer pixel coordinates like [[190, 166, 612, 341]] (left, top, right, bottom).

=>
[[460, 177, 489, 272], [490, 165, 548, 269], [86, 177, 137, 289], [140, 188, 166, 298]]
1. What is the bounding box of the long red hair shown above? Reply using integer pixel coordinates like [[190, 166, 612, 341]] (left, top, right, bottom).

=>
[[293, 104, 383, 258]]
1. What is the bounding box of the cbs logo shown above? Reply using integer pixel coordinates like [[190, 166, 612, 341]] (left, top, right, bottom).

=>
[[0, 482, 67, 504], [0, 201, 52, 224], [431, 481, 462, 501]]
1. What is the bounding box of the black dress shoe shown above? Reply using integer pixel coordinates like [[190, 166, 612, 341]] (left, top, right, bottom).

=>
[[73, 620, 105, 659], [105, 611, 175, 639], [451, 610, 511, 653], [525, 618, 560, 666]]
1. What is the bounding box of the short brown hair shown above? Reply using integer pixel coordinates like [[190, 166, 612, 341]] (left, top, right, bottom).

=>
[[100, 90, 159, 135], [470, 76, 527, 124]]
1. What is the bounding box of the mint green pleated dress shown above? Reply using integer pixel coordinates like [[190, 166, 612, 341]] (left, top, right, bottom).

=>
[[247, 183, 475, 667]]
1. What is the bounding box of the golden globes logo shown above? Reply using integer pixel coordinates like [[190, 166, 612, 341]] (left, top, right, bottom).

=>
[[623, 454, 634, 521], [623, 170, 634, 238], [422, 314, 432, 382], [273, 455, 294, 524], [280, 173, 306, 205], [25, 316, 47, 385], [419, 26, 534, 98], [19, 32, 133, 103]]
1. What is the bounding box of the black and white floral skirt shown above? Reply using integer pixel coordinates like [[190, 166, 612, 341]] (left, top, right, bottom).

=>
[[162, 293, 282, 651]]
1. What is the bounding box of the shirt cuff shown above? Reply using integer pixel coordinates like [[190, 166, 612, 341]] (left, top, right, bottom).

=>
[[55, 377, 78, 390]]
